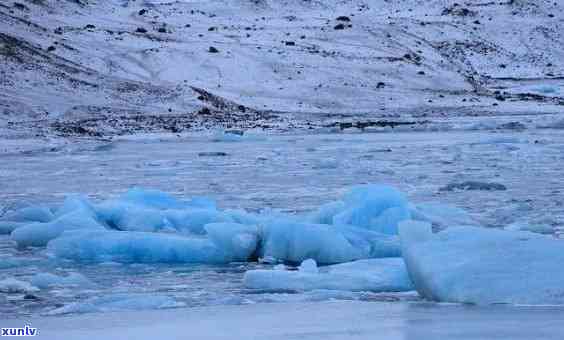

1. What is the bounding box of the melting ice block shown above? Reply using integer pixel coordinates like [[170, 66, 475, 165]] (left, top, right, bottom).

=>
[[11, 211, 105, 247], [244, 258, 413, 293], [260, 221, 362, 265], [0, 205, 54, 234], [48, 222, 259, 264], [399, 221, 564, 305]]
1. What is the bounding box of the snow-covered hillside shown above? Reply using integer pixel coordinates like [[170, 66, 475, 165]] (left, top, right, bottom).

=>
[[1, 0, 563, 136]]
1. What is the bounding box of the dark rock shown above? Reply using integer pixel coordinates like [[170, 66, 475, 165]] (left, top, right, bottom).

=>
[[334, 23, 346, 30], [139, 9, 147, 15], [376, 82, 385, 89], [198, 151, 228, 157], [285, 41, 295, 46], [84, 24, 96, 29], [136, 27, 147, 33], [157, 27, 167, 33], [23, 294, 39, 300], [417, 71, 425, 75], [442, 5, 476, 17], [13, 2, 28, 11], [208, 46, 219, 53], [198, 107, 211, 115], [497, 121, 526, 130], [336, 16, 351, 22], [440, 181, 507, 192], [47, 45, 56, 52]]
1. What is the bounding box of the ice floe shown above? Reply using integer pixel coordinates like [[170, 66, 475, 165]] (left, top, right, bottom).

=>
[[244, 258, 413, 293], [400, 221, 564, 305], [46, 293, 184, 315]]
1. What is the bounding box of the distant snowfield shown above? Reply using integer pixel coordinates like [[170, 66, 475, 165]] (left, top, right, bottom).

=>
[[2, 301, 564, 340], [1, 0, 564, 136]]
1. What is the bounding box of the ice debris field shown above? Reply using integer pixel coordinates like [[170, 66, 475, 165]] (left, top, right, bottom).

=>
[[2, 183, 563, 317]]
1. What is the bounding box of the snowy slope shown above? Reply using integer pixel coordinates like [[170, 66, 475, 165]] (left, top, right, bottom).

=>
[[1, 0, 563, 136]]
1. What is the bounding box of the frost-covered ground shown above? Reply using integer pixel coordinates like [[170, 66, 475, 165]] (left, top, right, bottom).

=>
[[1, 128, 564, 320], [1, 0, 564, 136]]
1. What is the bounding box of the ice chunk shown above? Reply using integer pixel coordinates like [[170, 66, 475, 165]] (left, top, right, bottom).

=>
[[399, 221, 564, 305], [224, 209, 262, 225], [244, 258, 413, 293], [95, 200, 226, 233], [31, 272, 94, 289], [298, 258, 318, 273], [0, 205, 54, 234], [333, 185, 411, 234], [55, 195, 97, 218], [48, 227, 257, 264], [307, 201, 346, 225], [211, 129, 266, 142], [166, 209, 234, 234], [120, 188, 186, 210], [335, 225, 402, 258], [204, 223, 259, 262], [11, 210, 105, 247], [46, 293, 184, 315], [0, 278, 39, 293], [0, 205, 53, 223], [0, 221, 27, 235], [505, 222, 554, 235], [261, 221, 361, 265]]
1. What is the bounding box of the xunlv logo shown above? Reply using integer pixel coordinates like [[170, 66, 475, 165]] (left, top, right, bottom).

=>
[[1, 326, 38, 337]]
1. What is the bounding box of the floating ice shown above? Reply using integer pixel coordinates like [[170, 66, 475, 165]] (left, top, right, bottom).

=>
[[48, 224, 258, 264], [335, 225, 402, 258], [0, 278, 39, 294], [1, 205, 53, 223], [260, 221, 361, 265], [244, 258, 413, 293], [331, 185, 411, 234], [165, 209, 234, 234], [31, 272, 94, 289], [0, 221, 27, 235], [0, 205, 54, 234], [11, 211, 105, 247], [5, 185, 410, 265], [55, 195, 97, 218], [400, 221, 564, 305], [210, 129, 266, 142], [46, 293, 184, 315], [298, 258, 319, 273], [505, 222, 554, 235]]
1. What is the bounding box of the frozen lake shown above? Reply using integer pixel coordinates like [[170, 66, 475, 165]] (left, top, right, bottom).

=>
[[1, 129, 564, 319]]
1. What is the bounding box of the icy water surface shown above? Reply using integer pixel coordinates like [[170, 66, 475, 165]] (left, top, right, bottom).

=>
[[1, 130, 564, 317]]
